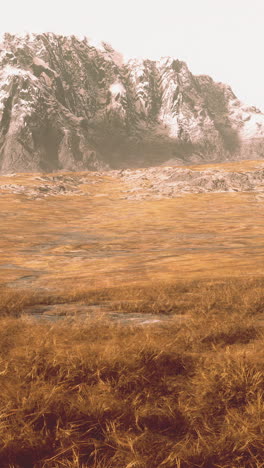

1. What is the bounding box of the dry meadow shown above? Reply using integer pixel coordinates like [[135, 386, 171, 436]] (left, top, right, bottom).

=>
[[0, 161, 264, 467]]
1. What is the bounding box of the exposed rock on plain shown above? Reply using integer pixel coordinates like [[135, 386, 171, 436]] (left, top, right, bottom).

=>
[[1, 162, 264, 200]]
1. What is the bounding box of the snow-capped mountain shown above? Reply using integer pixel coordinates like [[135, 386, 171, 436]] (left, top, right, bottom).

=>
[[0, 33, 263, 173]]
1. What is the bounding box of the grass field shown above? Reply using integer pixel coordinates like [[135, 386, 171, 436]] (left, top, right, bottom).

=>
[[1, 164, 264, 294], [0, 161, 264, 467], [0, 278, 264, 467]]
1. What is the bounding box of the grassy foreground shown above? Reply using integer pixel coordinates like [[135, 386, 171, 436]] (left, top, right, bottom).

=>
[[0, 278, 264, 467]]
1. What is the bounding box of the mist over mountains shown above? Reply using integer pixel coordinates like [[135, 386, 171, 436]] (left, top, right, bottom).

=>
[[0, 33, 263, 173]]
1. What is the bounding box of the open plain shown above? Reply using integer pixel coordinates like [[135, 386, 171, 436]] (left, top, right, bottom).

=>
[[1, 160, 264, 468], [1, 160, 264, 298]]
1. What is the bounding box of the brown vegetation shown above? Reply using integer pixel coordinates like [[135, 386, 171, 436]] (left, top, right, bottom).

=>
[[1, 277, 264, 317], [0, 278, 263, 467], [1, 165, 264, 295], [1, 164, 264, 466]]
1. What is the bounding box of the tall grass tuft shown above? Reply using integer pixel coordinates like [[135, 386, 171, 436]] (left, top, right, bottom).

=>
[[0, 278, 263, 467]]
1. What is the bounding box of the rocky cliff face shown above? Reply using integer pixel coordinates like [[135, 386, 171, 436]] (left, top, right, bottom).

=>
[[0, 33, 263, 173]]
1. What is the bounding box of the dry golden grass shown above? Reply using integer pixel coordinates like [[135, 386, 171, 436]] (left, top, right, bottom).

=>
[[187, 159, 264, 172], [1, 162, 264, 466], [0, 278, 264, 467], [1, 277, 264, 318], [0, 162, 264, 295]]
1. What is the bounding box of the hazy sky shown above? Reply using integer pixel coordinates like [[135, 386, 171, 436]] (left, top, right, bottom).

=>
[[1, 0, 263, 110]]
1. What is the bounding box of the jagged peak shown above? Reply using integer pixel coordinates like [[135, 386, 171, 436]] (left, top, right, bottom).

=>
[[0, 32, 263, 174]]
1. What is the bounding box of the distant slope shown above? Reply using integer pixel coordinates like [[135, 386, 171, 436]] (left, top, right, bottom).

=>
[[0, 33, 263, 173]]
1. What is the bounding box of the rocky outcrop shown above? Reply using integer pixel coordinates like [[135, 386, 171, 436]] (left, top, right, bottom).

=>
[[1, 162, 264, 200], [0, 33, 263, 173], [117, 164, 264, 199]]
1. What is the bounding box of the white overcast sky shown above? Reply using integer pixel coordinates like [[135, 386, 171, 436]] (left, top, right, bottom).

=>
[[1, 0, 263, 110]]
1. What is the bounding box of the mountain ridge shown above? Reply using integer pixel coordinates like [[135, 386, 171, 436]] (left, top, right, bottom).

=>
[[0, 32, 263, 173]]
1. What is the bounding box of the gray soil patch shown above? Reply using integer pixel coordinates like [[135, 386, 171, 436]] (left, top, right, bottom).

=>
[[25, 302, 190, 325]]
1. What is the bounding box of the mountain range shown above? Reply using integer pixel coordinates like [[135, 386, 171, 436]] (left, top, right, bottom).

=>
[[0, 32, 263, 173]]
